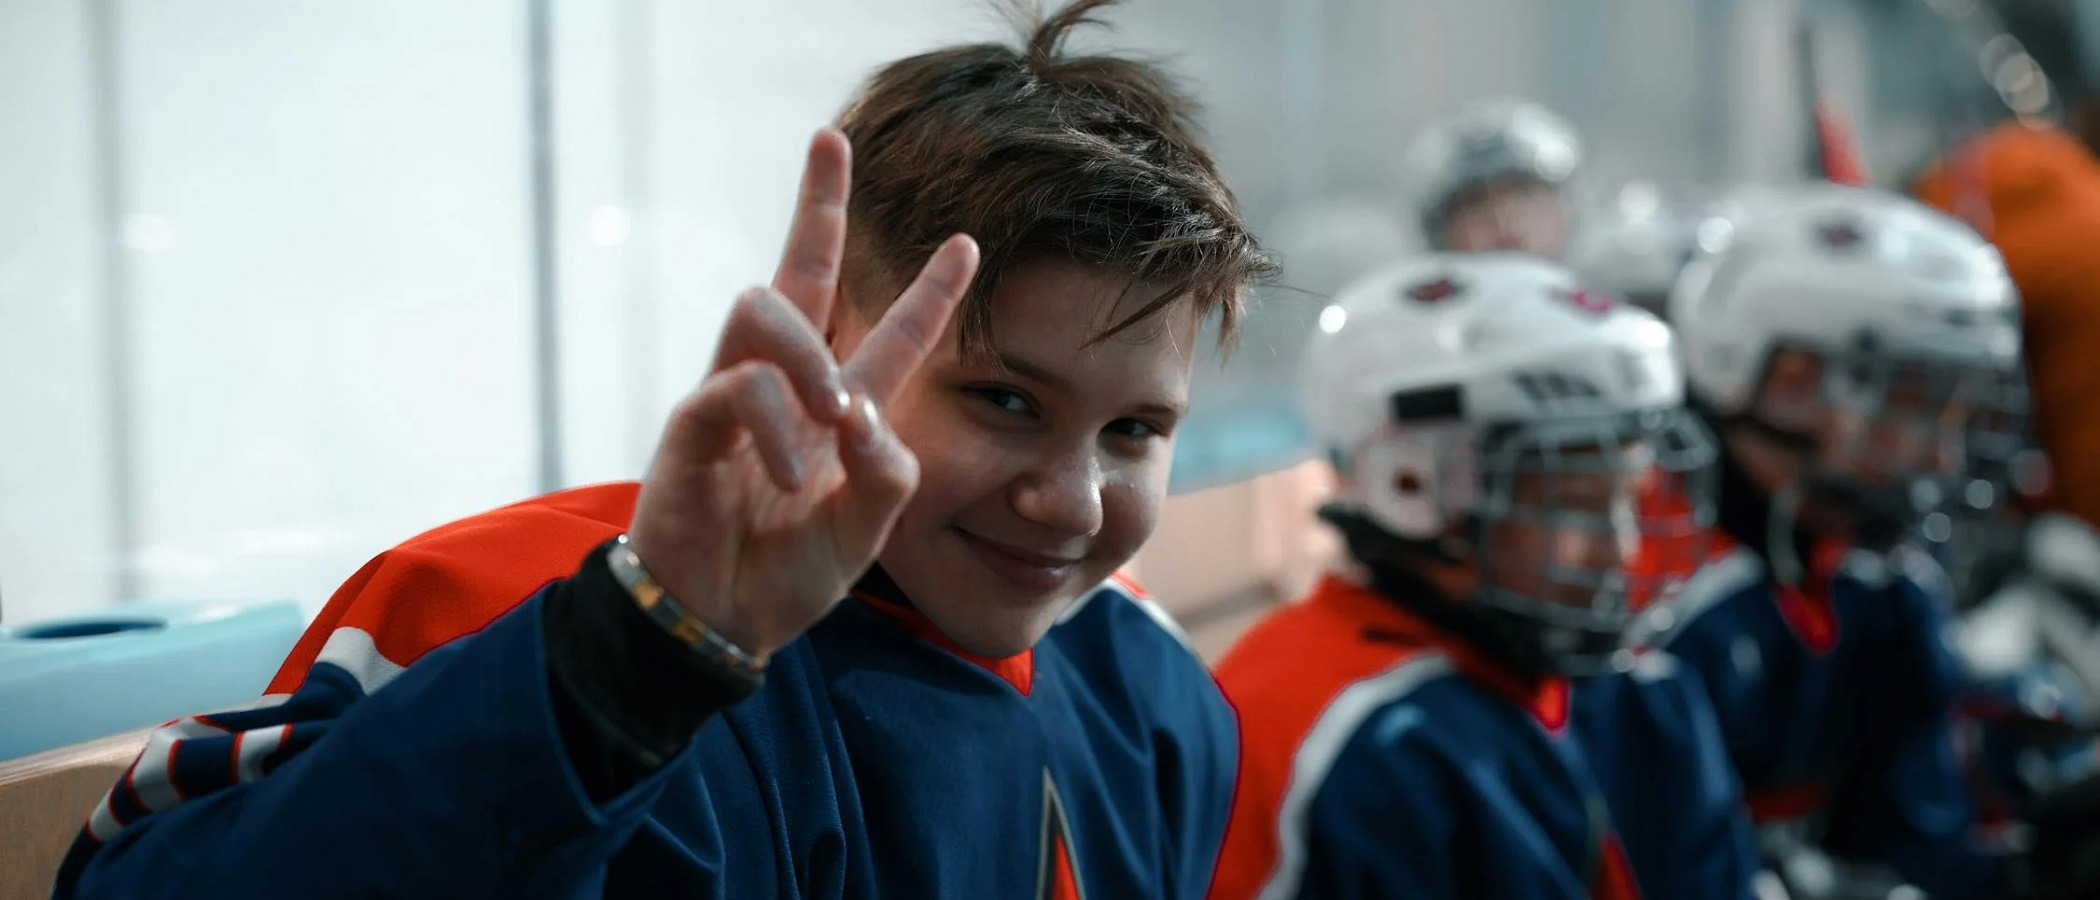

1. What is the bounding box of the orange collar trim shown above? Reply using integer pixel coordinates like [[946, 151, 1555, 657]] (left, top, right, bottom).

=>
[[1701, 531, 1844, 653], [1775, 538, 1849, 653], [851, 590, 1035, 696]]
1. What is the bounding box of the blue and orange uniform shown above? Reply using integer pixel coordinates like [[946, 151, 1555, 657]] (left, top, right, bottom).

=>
[[1208, 574, 1757, 900], [54, 482, 1236, 899], [1656, 458, 2007, 897]]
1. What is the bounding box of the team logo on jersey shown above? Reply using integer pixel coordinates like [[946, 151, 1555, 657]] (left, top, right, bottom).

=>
[[1037, 769, 1085, 900], [1404, 276, 1465, 304], [1817, 219, 1865, 250]]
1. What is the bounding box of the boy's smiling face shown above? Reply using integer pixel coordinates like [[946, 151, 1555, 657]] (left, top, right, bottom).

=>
[[834, 260, 1200, 657]]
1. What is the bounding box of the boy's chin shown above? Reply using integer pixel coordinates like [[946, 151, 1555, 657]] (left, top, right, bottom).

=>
[[926, 597, 1071, 659], [880, 540, 1102, 658], [913, 579, 1085, 659]]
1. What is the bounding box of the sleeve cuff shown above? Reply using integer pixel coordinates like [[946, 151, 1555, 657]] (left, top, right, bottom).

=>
[[541, 538, 763, 802]]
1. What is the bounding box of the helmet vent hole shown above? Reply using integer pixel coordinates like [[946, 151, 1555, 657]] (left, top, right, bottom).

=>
[[1395, 470, 1427, 495]]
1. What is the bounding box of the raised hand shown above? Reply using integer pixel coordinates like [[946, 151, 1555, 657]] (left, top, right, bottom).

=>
[[625, 128, 979, 660]]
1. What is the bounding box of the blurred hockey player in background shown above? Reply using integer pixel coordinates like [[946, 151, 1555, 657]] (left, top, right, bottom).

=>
[[1909, 0, 2100, 713], [1909, 0, 2100, 564], [1904, 5, 2100, 884], [1404, 100, 1583, 257], [1656, 183, 2060, 899], [1210, 253, 1758, 900]]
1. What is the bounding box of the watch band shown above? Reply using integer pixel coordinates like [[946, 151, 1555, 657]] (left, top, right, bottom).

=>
[[606, 534, 766, 677]]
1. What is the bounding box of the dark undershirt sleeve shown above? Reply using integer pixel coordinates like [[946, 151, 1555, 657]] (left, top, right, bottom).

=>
[[541, 538, 763, 802]]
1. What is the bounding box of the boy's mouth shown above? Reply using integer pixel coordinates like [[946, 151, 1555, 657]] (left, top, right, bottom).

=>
[[953, 528, 1080, 594]]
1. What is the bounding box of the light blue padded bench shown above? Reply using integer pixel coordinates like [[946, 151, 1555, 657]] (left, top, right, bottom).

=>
[[0, 600, 305, 761]]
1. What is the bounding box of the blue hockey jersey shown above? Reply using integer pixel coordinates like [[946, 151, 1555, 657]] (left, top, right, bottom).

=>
[[1209, 575, 1757, 900], [53, 482, 1237, 899], [1658, 534, 2005, 897]]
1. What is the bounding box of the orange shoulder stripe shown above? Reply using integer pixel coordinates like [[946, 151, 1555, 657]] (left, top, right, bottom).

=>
[[266, 482, 640, 693]]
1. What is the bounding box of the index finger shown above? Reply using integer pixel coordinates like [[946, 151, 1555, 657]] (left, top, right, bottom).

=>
[[843, 234, 980, 405], [771, 128, 853, 323]]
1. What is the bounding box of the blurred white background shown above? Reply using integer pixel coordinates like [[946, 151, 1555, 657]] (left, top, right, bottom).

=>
[[0, 0, 2021, 628]]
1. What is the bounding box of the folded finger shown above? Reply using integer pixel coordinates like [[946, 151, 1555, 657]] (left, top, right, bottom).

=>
[[667, 361, 809, 490], [713, 286, 852, 423]]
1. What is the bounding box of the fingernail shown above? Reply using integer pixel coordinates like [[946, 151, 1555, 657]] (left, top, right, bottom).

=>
[[853, 397, 881, 448], [784, 456, 806, 490]]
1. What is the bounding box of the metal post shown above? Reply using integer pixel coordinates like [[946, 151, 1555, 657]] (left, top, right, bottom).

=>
[[526, 0, 565, 492], [84, 0, 140, 604]]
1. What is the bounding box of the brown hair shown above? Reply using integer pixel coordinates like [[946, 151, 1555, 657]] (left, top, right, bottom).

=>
[[836, 0, 1275, 359]]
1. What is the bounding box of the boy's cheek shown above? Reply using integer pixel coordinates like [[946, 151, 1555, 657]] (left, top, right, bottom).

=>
[[896, 406, 1008, 483], [1094, 475, 1164, 569], [886, 379, 1016, 453]]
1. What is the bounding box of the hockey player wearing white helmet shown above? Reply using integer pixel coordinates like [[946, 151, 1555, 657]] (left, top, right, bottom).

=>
[[1656, 183, 2032, 898], [1405, 99, 1582, 257], [1210, 254, 1758, 900]]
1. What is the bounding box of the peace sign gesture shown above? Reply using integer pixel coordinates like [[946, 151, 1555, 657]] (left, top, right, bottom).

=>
[[626, 129, 979, 661]]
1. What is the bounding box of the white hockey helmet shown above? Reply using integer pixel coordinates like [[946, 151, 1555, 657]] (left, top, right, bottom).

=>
[[1670, 183, 2026, 544], [1563, 182, 1741, 318], [1403, 99, 1583, 248], [1303, 252, 1716, 674]]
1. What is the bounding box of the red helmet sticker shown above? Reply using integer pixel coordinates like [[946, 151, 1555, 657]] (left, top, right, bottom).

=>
[[1818, 220, 1864, 250], [1559, 288, 1618, 315], [1405, 276, 1466, 304]]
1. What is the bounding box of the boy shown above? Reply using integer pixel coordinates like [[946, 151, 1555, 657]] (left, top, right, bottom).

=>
[[1210, 253, 1757, 900], [1404, 99, 1582, 257], [54, 2, 1274, 897], [1658, 184, 2025, 897]]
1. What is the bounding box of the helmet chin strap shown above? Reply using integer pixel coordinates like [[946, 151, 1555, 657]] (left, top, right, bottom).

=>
[[1317, 502, 1470, 567], [1720, 410, 1818, 588], [1696, 398, 1824, 585], [1733, 411, 1917, 580], [1767, 483, 1809, 588], [1318, 504, 1598, 680], [1727, 411, 1820, 458]]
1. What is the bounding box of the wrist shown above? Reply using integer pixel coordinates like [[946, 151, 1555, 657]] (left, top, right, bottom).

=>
[[607, 535, 773, 670]]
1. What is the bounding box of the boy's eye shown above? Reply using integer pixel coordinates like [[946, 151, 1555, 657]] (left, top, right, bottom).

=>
[[1106, 418, 1166, 440], [972, 387, 1033, 415]]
